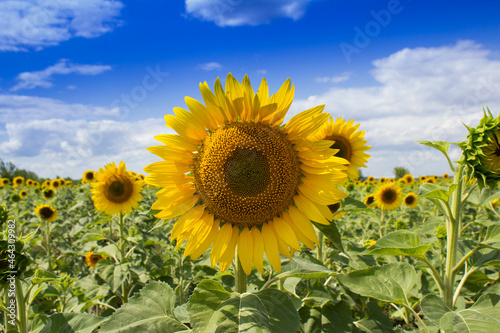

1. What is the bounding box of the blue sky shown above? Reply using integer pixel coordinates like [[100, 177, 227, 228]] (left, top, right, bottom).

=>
[[1, 0, 500, 179]]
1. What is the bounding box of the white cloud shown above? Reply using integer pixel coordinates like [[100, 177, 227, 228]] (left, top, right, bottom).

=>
[[0, 0, 123, 51], [11, 59, 111, 91], [185, 0, 313, 27], [256, 69, 268, 75], [289, 41, 500, 177], [198, 62, 223, 71], [315, 72, 352, 84]]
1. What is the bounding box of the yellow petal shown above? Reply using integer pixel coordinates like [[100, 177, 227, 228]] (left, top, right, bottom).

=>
[[262, 223, 281, 273], [282, 211, 315, 249], [252, 227, 265, 274], [219, 226, 239, 272], [238, 227, 253, 275], [293, 194, 329, 224], [155, 196, 199, 220], [273, 217, 301, 251], [188, 216, 219, 259], [153, 134, 198, 151], [171, 205, 205, 240], [210, 223, 234, 267], [287, 206, 319, 244]]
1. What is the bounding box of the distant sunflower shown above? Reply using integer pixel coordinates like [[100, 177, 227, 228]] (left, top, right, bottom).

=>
[[145, 73, 348, 274], [85, 251, 105, 268], [59, 179, 66, 186], [367, 176, 375, 182], [379, 177, 386, 183], [2, 178, 9, 186], [310, 117, 371, 180], [13, 176, 24, 187], [26, 179, 33, 186], [91, 162, 143, 216], [33, 181, 39, 188], [65, 180, 73, 186], [82, 170, 95, 184], [42, 180, 51, 188], [397, 178, 407, 187], [35, 205, 57, 222], [403, 193, 418, 208], [51, 179, 61, 190], [403, 174, 414, 185], [374, 184, 402, 210], [442, 173, 450, 181], [364, 194, 376, 208], [419, 176, 427, 182], [19, 190, 28, 198], [43, 188, 55, 200], [425, 177, 436, 184]]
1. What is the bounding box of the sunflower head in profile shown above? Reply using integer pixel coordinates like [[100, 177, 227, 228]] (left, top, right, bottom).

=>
[[82, 170, 95, 184], [65, 180, 73, 187], [364, 194, 376, 208], [51, 179, 61, 190], [459, 108, 500, 188], [42, 188, 55, 200], [403, 192, 418, 208], [19, 190, 28, 198], [85, 251, 105, 268], [91, 162, 143, 216], [35, 204, 57, 222], [403, 174, 414, 185], [13, 176, 24, 187], [310, 117, 371, 180], [145, 73, 348, 274], [374, 184, 402, 210]]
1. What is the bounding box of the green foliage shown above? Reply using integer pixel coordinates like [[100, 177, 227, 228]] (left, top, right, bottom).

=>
[[394, 166, 410, 180]]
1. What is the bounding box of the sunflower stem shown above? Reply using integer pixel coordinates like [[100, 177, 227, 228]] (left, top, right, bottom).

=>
[[235, 249, 247, 294], [118, 212, 128, 303], [45, 220, 51, 269], [15, 279, 27, 333], [316, 230, 324, 263]]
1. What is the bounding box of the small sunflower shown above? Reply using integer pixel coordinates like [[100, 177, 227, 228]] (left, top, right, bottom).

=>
[[13, 176, 24, 187], [397, 178, 407, 187], [35, 205, 57, 222], [91, 162, 143, 216], [491, 198, 499, 208], [425, 177, 436, 184], [403, 192, 418, 208], [33, 181, 39, 187], [419, 175, 426, 182], [19, 190, 28, 198], [364, 194, 377, 208], [82, 170, 95, 184], [85, 251, 105, 268], [42, 188, 55, 200], [65, 180, 73, 186], [145, 73, 348, 274], [367, 176, 375, 182], [442, 173, 450, 181], [42, 180, 51, 188], [403, 174, 414, 185], [374, 184, 402, 210], [310, 117, 371, 180], [51, 179, 61, 190], [379, 177, 386, 183], [1, 178, 9, 186], [26, 179, 33, 186], [58, 179, 66, 186]]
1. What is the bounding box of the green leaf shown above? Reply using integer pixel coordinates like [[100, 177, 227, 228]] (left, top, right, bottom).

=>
[[419, 183, 457, 201], [312, 220, 345, 253], [482, 225, 500, 249], [276, 257, 333, 280], [354, 300, 395, 333], [95, 259, 128, 292], [416, 140, 454, 170], [421, 293, 500, 332], [337, 262, 417, 305], [99, 281, 188, 333], [31, 269, 60, 284], [299, 300, 354, 333], [37, 313, 107, 333], [363, 230, 432, 258], [188, 279, 300, 333], [341, 196, 371, 212]]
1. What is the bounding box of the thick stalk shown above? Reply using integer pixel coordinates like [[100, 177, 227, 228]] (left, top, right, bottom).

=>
[[15, 279, 27, 333], [443, 164, 464, 308], [45, 221, 51, 270], [118, 213, 128, 303], [3, 286, 8, 332], [316, 230, 324, 263], [235, 247, 247, 294]]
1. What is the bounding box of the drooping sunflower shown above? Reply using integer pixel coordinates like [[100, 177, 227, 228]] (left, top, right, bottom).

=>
[[42, 188, 55, 200], [91, 162, 143, 216], [35, 205, 57, 222], [85, 251, 105, 268], [82, 170, 95, 184], [374, 184, 402, 210], [51, 179, 61, 190], [403, 192, 418, 208], [13, 176, 24, 187], [145, 73, 348, 274], [19, 190, 28, 198], [364, 194, 376, 208], [310, 117, 371, 180]]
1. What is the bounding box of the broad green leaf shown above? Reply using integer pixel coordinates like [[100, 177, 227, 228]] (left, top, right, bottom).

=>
[[363, 230, 432, 258], [95, 259, 128, 292], [299, 300, 354, 333], [312, 220, 345, 253], [276, 257, 333, 280], [482, 225, 500, 249], [38, 313, 107, 333], [416, 140, 454, 171], [354, 300, 395, 333], [31, 269, 60, 284], [99, 281, 188, 333], [337, 262, 417, 305], [419, 183, 457, 201], [422, 293, 500, 332], [478, 188, 500, 206], [188, 279, 300, 333], [469, 248, 500, 268], [341, 196, 371, 212]]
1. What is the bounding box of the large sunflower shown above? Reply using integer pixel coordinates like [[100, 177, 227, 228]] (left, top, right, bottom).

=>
[[91, 162, 143, 216], [145, 73, 348, 274], [310, 117, 371, 180], [35, 205, 57, 222], [374, 184, 402, 210]]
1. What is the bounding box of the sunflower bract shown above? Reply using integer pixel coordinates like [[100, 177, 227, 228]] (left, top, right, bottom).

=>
[[145, 73, 348, 274]]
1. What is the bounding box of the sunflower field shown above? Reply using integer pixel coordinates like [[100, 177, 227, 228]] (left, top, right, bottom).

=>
[[1, 75, 500, 333]]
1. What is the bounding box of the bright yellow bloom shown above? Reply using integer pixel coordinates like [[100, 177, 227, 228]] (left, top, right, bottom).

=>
[[19, 190, 28, 198], [91, 162, 143, 216], [403, 192, 419, 208], [364, 194, 376, 208], [145, 73, 348, 274], [51, 179, 61, 190], [42, 188, 55, 200], [374, 184, 402, 210], [367, 176, 375, 182], [403, 174, 414, 185], [82, 170, 95, 184], [1, 178, 9, 186], [85, 251, 105, 268], [13, 176, 24, 187], [35, 204, 57, 222]]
